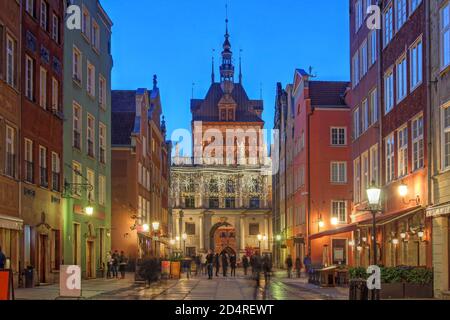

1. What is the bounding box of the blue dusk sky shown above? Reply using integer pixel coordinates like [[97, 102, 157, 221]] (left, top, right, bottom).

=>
[[102, 0, 350, 140]]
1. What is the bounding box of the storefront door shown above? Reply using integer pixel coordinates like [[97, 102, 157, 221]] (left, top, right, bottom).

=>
[[39, 234, 48, 283], [86, 241, 95, 278]]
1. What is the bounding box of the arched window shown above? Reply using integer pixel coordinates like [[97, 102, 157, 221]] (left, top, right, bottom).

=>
[[226, 179, 235, 193]]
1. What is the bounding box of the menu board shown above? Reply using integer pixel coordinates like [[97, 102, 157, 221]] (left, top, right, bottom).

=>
[[161, 261, 171, 276], [170, 261, 181, 279]]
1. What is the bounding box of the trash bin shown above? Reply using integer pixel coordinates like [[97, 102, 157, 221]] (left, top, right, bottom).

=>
[[349, 279, 368, 300], [25, 267, 34, 288]]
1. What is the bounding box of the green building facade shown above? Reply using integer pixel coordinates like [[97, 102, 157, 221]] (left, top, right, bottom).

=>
[[63, 0, 113, 278]]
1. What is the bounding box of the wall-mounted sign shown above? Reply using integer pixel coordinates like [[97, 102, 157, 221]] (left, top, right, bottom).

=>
[[59, 265, 82, 298], [0, 270, 14, 300]]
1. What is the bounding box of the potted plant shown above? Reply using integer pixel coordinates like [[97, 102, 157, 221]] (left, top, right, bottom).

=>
[[136, 257, 161, 286], [380, 266, 406, 299], [404, 268, 433, 299]]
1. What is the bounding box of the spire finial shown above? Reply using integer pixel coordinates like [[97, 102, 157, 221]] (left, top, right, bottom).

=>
[[225, 2, 229, 35], [239, 49, 242, 84], [211, 49, 215, 84], [153, 74, 158, 89]]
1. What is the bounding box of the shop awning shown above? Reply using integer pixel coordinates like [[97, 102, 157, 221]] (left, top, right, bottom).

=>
[[309, 223, 357, 240], [0, 214, 23, 231], [358, 206, 423, 228]]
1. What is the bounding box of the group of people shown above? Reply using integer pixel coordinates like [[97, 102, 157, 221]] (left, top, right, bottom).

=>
[[201, 251, 238, 279], [106, 250, 128, 279], [285, 254, 312, 278]]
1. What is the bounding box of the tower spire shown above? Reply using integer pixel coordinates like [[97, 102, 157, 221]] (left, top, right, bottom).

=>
[[211, 49, 215, 84], [220, 3, 234, 87], [239, 49, 242, 84]]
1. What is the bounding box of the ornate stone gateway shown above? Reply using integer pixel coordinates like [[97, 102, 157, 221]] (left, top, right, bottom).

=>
[[210, 222, 237, 254]]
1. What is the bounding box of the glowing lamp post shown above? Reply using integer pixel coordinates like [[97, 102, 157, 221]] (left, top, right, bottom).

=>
[[366, 182, 381, 300]]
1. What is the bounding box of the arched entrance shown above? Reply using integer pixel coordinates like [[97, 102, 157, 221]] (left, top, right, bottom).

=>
[[210, 222, 237, 254]]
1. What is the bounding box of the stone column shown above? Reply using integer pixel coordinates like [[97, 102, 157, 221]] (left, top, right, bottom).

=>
[[240, 215, 246, 251], [432, 216, 449, 298], [235, 215, 241, 255], [203, 212, 213, 251], [264, 215, 269, 251], [199, 215, 204, 252]]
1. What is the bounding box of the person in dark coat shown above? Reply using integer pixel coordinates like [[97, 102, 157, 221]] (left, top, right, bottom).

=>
[[206, 250, 214, 280], [221, 253, 229, 277], [263, 254, 272, 283], [118, 251, 128, 279], [295, 257, 302, 278], [214, 253, 220, 277], [230, 254, 237, 277], [253, 252, 263, 286], [285, 255, 293, 278], [112, 250, 119, 278], [242, 255, 249, 276], [303, 255, 312, 274]]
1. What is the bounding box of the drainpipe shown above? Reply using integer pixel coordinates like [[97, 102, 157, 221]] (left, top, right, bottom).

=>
[[307, 102, 315, 256]]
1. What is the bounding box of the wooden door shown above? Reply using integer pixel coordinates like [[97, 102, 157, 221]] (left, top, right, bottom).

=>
[[39, 234, 48, 283], [86, 241, 94, 278]]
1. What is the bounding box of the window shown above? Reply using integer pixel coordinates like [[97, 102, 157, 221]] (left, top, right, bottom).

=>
[[383, 6, 393, 47], [250, 197, 260, 209], [6, 35, 17, 87], [87, 62, 95, 97], [355, 0, 363, 31], [5, 126, 16, 177], [40, 1, 48, 31], [226, 180, 235, 193], [384, 71, 394, 114], [352, 53, 360, 87], [51, 229, 60, 270], [370, 30, 377, 65], [332, 201, 347, 224], [39, 146, 48, 187], [409, 0, 422, 14], [440, 3, 450, 70], [82, 7, 91, 41], [361, 152, 369, 200], [370, 144, 379, 186], [412, 116, 424, 170], [99, 123, 106, 164], [410, 39, 423, 90], [209, 179, 219, 193], [51, 152, 60, 192], [331, 128, 346, 146], [25, 55, 34, 101], [361, 41, 368, 77], [26, 0, 35, 16], [39, 67, 47, 109], [87, 169, 95, 202], [396, 0, 407, 30], [52, 14, 59, 43], [72, 162, 82, 197], [185, 223, 196, 236], [386, 134, 395, 183], [72, 47, 82, 82], [331, 162, 347, 184], [354, 107, 360, 139], [209, 197, 219, 208], [249, 223, 260, 236], [137, 162, 142, 185], [73, 103, 82, 149], [398, 126, 408, 177], [25, 139, 33, 183], [369, 88, 378, 125], [99, 75, 107, 109], [362, 99, 369, 132], [87, 114, 95, 157], [397, 56, 407, 102], [92, 20, 100, 51], [442, 105, 450, 170], [354, 158, 361, 203], [51, 77, 58, 111], [185, 197, 195, 208]]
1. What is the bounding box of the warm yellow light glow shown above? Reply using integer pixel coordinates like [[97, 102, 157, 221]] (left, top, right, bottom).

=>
[[392, 238, 399, 245], [257, 234, 263, 241], [331, 217, 339, 226], [85, 206, 94, 216], [357, 246, 363, 251], [318, 220, 325, 228], [182, 233, 188, 240], [263, 235, 268, 241], [398, 184, 408, 198], [169, 239, 176, 246], [418, 231, 425, 239], [276, 235, 282, 241], [175, 236, 180, 241], [400, 232, 407, 239], [152, 221, 160, 231], [348, 240, 355, 247], [142, 224, 150, 232]]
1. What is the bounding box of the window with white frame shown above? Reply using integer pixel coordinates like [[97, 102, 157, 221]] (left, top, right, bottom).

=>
[[39, 146, 47, 187], [352, 53, 360, 87], [72, 161, 82, 197], [39, 67, 47, 109], [412, 115, 424, 170], [361, 151, 369, 201], [87, 62, 95, 97], [331, 127, 346, 146], [73, 103, 82, 149], [24, 139, 33, 183], [87, 114, 95, 157], [92, 20, 100, 51], [52, 14, 59, 43], [398, 126, 408, 177], [99, 75, 106, 109], [72, 47, 82, 82], [332, 201, 347, 224], [51, 77, 58, 111], [331, 162, 347, 184], [410, 39, 423, 90], [5, 126, 16, 177], [369, 88, 378, 125], [370, 144, 379, 186], [6, 35, 17, 87], [362, 99, 369, 132], [396, 0, 407, 31], [82, 6, 91, 41], [384, 71, 394, 114], [26, 0, 35, 16], [354, 107, 361, 139], [361, 41, 368, 77], [440, 3, 450, 70], [409, 0, 422, 14], [397, 56, 407, 102], [443, 105, 450, 170], [99, 122, 106, 164], [87, 169, 95, 202], [51, 152, 60, 191], [355, 0, 363, 31], [40, 1, 48, 31], [386, 134, 395, 183], [370, 30, 377, 65], [99, 175, 106, 206], [383, 6, 393, 47], [25, 55, 34, 101]]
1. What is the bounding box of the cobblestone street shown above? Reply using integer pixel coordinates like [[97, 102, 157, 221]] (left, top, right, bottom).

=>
[[14, 271, 348, 300]]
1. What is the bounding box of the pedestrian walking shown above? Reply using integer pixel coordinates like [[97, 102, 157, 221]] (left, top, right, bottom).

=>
[[242, 255, 249, 276], [285, 255, 293, 278], [230, 254, 237, 277], [295, 257, 302, 278], [106, 251, 113, 279], [119, 251, 128, 279], [303, 254, 312, 274], [112, 250, 119, 278], [263, 254, 272, 283], [253, 252, 262, 286], [200, 253, 207, 275], [214, 253, 220, 277], [0, 246, 6, 269], [206, 250, 214, 280], [221, 253, 229, 277]]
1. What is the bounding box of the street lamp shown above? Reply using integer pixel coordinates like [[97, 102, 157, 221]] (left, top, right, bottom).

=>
[[182, 233, 187, 256], [275, 234, 282, 242], [331, 217, 339, 226], [152, 221, 160, 257], [257, 234, 263, 253], [85, 205, 94, 216], [398, 182, 421, 205], [142, 223, 150, 232], [366, 182, 381, 300]]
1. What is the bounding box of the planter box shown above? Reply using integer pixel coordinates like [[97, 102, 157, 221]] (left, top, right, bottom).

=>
[[404, 283, 433, 299], [380, 283, 405, 299]]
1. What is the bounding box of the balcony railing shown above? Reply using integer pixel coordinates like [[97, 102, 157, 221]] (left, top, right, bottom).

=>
[[52, 172, 60, 192], [40, 167, 48, 188], [73, 131, 81, 150], [5, 152, 16, 177], [87, 140, 94, 158], [24, 160, 34, 183]]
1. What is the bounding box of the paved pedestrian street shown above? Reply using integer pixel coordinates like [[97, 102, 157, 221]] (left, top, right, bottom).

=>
[[14, 271, 348, 300]]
